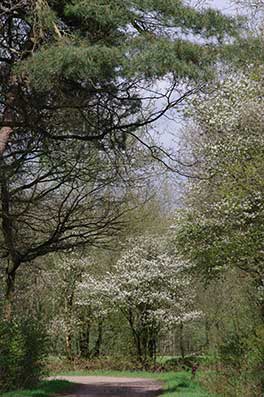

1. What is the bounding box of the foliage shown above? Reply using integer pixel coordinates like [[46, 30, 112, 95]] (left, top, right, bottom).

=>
[[0, 316, 48, 392], [16, 1, 239, 87], [46, 254, 109, 360], [0, 0, 242, 324], [78, 235, 201, 364], [177, 71, 264, 285], [0, 2, 251, 391], [0, 0, 240, 164], [25, 199, 175, 362], [205, 324, 264, 396], [175, 70, 264, 395]]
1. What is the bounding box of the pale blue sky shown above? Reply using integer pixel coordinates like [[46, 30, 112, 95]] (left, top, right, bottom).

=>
[[207, 0, 239, 15], [210, 0, 232, 9], [152, 0, 242, 151]]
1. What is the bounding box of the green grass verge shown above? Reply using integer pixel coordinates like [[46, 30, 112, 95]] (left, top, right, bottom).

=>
[[1, 380, 74, 397], [53, 369, 214, 396], [160, 372, 212, 397]]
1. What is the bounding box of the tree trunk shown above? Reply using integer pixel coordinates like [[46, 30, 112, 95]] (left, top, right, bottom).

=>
[[179, 322, 185, 359], [3, 268, 16, 320], [65, 331, 73, 360], [205, 319, 210, 349], [79, 321, 91, 358], [148, 334, 157, 363], [92, 320, 103, 358], [0, 75, 17, 156], [1, 156, 20, 320], [64, 284, 76, 360], [127, 309, 143, 363], [141, 328, 148, 364], [0, 126, 13, 156]]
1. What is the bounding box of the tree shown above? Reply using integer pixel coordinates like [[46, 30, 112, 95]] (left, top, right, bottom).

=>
[[0, 0, 240, 317], [175, 70, 264, 395], [0, 136, 141, 318], [43, 254, 109, 360], [79, 235, 200, 365], [0, 0, 238, 152], [177, 72, 264, 288]]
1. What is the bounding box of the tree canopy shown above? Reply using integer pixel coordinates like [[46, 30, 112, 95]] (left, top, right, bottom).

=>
[[0, 0, 239, 154]]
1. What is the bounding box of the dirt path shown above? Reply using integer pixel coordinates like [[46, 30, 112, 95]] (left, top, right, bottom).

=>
[[52, 376, 163, 397]]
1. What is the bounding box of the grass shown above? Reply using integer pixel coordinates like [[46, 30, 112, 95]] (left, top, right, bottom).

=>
[[1, 380, 74, 397], [53, 369, 214, 396], [160, 372, 212, 397]]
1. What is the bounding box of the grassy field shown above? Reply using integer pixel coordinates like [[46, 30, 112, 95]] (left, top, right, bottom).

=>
[[1, 370, 213, 397]]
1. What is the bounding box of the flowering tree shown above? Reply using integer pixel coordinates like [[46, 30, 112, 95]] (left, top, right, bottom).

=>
[[175, 71, 264, 395], [177, 72, 264, 286], [44, 254, 109, 360], [40, 255, 84, 359], [79, 235, 200, 364]]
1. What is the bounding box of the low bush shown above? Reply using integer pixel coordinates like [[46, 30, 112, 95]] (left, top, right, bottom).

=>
[[159, 355, 207, 371], [47, 354, 174, 374], [201, 327, 264, 397], [0, 317, 48, 392]]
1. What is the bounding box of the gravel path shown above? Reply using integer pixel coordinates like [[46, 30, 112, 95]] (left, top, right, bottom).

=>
[[52, 376, 163, 397]]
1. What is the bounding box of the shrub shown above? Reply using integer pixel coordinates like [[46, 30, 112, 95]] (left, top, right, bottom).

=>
[[0, 317, 48, 392], [201, 328, 264, 397], [218, 333, 245, 369]]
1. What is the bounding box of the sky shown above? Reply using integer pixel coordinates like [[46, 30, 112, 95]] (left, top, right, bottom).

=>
[[146, 0, 250, 206], [151, 0, 241, 184], [206, 0, 237, 13], [210, 0, 232, 9]]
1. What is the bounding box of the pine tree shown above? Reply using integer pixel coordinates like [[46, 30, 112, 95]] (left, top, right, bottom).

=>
[[0, 0, 239, 154]]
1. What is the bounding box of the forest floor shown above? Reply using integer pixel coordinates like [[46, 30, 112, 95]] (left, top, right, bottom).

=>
[[51, 375, 163, 396]]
